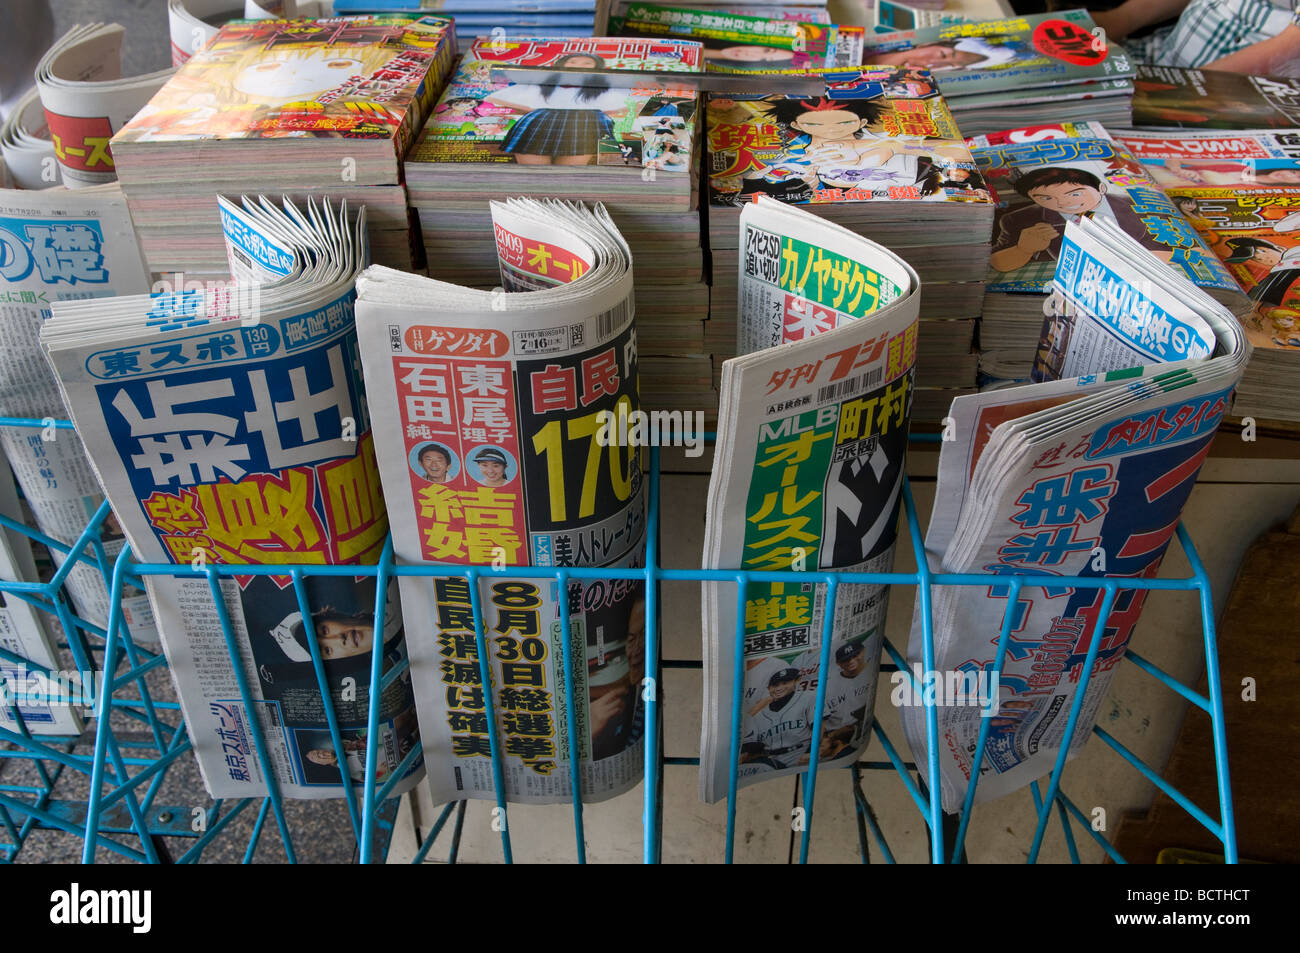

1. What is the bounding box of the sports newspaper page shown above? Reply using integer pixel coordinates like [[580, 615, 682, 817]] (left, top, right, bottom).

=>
[[701, 196, 919, 802], [356, 199, 648, 805], [42, 197, 423, 799], [0, 183, 159, 641], [902, 217, 1250, 811]]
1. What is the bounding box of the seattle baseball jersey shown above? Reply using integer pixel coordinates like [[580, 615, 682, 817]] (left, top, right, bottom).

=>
[[744, 690, 816, 757]]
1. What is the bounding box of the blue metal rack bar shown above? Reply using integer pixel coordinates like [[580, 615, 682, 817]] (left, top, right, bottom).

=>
[[0, 418, 1239, 864]]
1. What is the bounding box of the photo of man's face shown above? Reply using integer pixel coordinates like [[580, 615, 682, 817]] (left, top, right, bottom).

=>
[[419, 447, 450, 481], [838, 652, 866, 677], [769, 676, 799, 701], [317, 618, 375, 659], [869, 44, 983, 70], [1027, 180, 1105, 215]]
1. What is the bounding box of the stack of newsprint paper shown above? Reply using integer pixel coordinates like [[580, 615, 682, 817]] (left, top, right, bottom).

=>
[[0, 157, 161, 647], [43, 195, 426, 799], [353, 198, 651, 804], [2, 88, 60, 189], [902, 216, 1249, 811], [699, 195, 920, 801], [35, 22, 174, 188]]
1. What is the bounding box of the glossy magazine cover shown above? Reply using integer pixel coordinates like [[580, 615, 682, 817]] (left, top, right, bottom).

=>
[[113, 15, 455, 144], [706, 68, 990, 207]]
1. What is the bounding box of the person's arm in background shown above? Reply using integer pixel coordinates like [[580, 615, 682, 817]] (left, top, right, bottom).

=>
[[1205, 23, 1300, 74], [1089, 0, 1192, 41]]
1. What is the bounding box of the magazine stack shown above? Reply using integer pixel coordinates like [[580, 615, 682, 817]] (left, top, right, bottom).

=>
[[335, 0, 603, 51], [109, 14, 458, 277], [404, 36, 709, 415], [970, 121, 1250, 387], [610, 2, 865, 72], [1117, 127, 1300, 423], [860, 10, 1135, 138], [705, 68, 994, 422]]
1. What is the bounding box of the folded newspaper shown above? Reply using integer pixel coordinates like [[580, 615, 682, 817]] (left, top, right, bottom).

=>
[[902, 215, 1250, 813], [0, 458, 83, 736], [0, 179, 160, 643], [355, 198, 646, 804], [700, 195, 919, 802], [35, 23, 174, 188], [42, 195, 424, 799]]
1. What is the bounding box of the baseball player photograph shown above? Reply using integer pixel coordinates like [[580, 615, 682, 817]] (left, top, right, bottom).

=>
[[819, 640, 876, 761], [739, 667, 816, 770]]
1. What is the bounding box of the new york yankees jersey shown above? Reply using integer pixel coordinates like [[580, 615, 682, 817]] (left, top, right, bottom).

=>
[[823, 667, 875, 742]]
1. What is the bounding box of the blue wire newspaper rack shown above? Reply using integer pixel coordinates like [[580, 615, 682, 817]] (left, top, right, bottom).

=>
[[0, 421, 1239, 863]]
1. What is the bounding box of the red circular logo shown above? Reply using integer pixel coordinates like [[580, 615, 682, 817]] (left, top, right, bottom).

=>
[[1031, 18, 1108, 67]]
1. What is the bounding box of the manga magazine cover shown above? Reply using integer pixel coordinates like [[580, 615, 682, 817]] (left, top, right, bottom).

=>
[[969, 122, 1241, 300], [1167, 186, 1300, 352], [860, 9, 1132, 95], [706, 68, 989, 208], [1116, 128, 1300, 190], [113, 15, 456, 147], [412, 44, 697, 170]]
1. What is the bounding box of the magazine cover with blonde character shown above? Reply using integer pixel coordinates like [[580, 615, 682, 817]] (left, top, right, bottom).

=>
[[112, 15, 456, 147]]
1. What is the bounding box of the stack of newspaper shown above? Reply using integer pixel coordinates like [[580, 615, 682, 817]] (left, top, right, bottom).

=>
[[971, 121, 1251, 387], [405, 36, 709, 415], [2, 88, 59, 190], [335, 0, 603, 50], [1116, 127, 1300, 423], [1132, 64, 1300, 130], [42, 196, 424, 799], [355, 198, 649, 804], [35, 23, 174, 189], [902, 216, 1250, 812], [700, 195, 919, 800], [860, 10, 1135, 138], [109, 14, 458, 277], [706, 69, 994, 421], [0, 168, 160, 643], [0, 461, 85, 736], [611, 2, 865, 73]]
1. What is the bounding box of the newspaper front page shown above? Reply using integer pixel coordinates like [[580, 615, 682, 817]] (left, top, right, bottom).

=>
[[42, 197, 423, 799], [356, 198, 647, 804], [903, 217, 1250, 812], [700, 196, 919, 802], [0, 183, 159, 641]]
